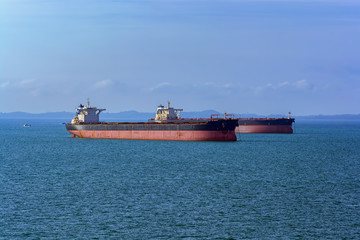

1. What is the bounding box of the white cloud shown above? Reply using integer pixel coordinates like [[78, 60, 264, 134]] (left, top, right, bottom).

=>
[[278, 81, 290, 88], [0, 81, 10, 88], [204, 82, 233, 88], [30, 89, 40, 96], [18, 79, 35, 87], [149, 82, 170, 92], [254, 79, 311, 95], [294, 79, 309, 89], [93, 79, 113, 88]]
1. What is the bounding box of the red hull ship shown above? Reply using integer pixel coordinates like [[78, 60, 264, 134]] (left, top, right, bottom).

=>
[[235, 117, 295, 134], [66, 101, 238, 141]]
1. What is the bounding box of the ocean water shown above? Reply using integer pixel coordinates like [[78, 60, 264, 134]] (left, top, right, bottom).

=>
[[1, 119, 359, 239]]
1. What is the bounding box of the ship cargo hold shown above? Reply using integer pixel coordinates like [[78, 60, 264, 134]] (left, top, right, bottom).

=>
[[235, 117, 295, 134], [66, 101, 238, 141]]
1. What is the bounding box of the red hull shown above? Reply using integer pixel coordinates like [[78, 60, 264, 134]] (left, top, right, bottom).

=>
[[69, 130, 237, 141], [235, 125, 293, 134]]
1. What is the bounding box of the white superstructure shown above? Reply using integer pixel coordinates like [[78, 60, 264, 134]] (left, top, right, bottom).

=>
[[154, 101, 183, 122], [70, 100, 106, 124]]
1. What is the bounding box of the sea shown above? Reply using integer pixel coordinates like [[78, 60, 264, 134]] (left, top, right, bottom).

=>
[[1, 119, 359, 239]]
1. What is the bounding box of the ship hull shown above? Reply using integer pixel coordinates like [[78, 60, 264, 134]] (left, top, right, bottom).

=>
[[66, 119, 238, 141], [235, 118, 295, 134]]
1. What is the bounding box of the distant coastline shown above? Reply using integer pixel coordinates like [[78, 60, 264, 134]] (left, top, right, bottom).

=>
[[0, 111, 359, 121]]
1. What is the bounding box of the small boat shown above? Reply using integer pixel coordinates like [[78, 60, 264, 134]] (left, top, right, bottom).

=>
[[23, 124, 31, 127]]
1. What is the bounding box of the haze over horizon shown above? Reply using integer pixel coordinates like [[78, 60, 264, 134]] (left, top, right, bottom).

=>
[[1, 0, 359, 115]]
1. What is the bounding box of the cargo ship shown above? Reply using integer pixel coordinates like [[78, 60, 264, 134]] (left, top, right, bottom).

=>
[[66, 101, 238, 141], [235, 114, 295, 134]]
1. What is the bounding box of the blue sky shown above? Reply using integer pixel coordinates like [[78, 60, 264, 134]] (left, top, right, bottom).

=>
[[1, 0, 359, 115]]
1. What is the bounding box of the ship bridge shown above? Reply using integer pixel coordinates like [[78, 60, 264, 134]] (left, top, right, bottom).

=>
[[154, 101, 183, 122], [71, 100, 105, 124]]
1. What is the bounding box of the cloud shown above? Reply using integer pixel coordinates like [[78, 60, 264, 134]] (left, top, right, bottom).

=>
[[17, 79, 35, 87], [294, 79, 309, 89], [147, 81, 234, 96], [204, 82, 233, 88], [93, 79, 113, 88], [254, 79, 311, 95], [0, 81, 10, 88], [30, 89, 40, 96], [148, 82, 170, 92]]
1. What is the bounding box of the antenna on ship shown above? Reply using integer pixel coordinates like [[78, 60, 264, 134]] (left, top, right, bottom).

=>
[[167, 100, 170, 108], [288, 112, 291, 119], [87, 98, 90, 108]]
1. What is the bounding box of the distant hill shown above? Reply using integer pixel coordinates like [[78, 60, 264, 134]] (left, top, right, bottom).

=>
[[0, 111, 359, 121], [295, 114, 360, 120]]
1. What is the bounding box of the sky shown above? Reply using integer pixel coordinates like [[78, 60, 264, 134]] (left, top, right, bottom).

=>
[[1, 0, 359, 115]]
